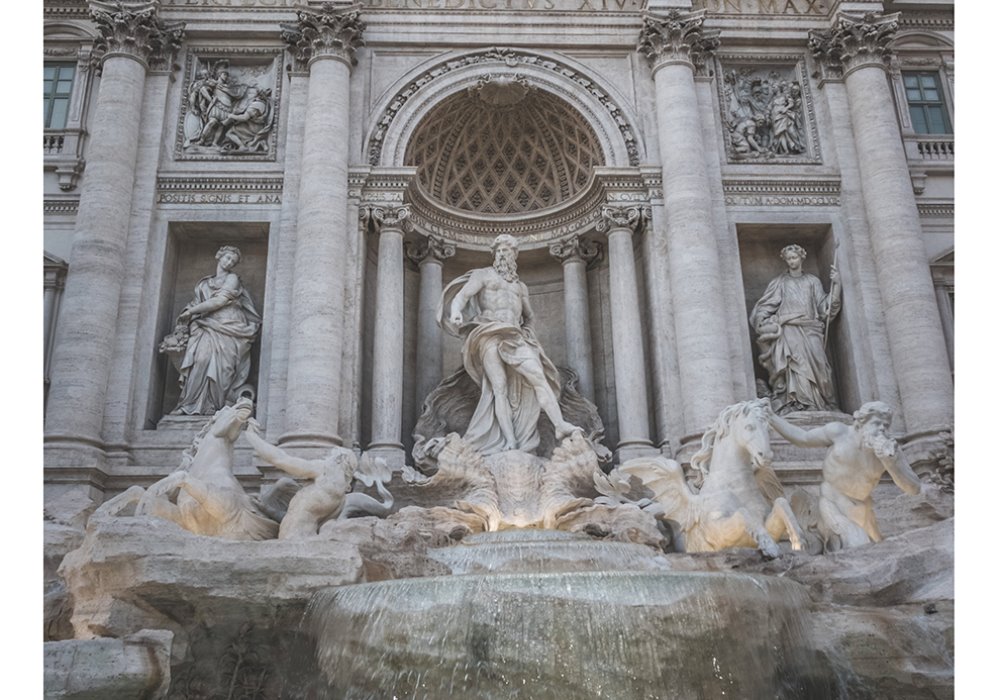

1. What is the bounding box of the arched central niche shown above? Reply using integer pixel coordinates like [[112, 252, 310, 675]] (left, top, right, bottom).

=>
[[405, 77, 605, 216]]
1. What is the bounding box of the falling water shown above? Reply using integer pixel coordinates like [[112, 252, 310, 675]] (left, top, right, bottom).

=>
[[308, 531, 833, 699]]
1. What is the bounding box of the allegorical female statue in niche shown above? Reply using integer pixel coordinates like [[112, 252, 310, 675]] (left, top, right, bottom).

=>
[[750, 243, 840, 414], [161, 245, 261, 415]]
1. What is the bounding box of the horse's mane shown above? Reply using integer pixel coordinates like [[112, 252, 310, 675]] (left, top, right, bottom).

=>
[[177, 412, 219, 472], [689, 399, 771, 483]]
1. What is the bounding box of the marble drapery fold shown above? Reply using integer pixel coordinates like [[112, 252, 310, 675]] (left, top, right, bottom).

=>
[[438, 271, 562, 455]]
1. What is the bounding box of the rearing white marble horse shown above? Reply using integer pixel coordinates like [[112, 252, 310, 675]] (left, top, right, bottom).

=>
[[621, 398, 804, 558]]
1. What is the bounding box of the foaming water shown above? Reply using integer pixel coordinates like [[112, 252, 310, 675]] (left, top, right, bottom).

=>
[[307, 531, 832, 699], [428, 530, 672, 574]]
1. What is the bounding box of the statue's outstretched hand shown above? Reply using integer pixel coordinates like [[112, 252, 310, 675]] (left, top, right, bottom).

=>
[[246, 417, 262, 435]]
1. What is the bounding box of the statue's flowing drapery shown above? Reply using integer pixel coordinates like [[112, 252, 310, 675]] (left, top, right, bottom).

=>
[[439, 272, 562, 455], [176, 275, 261, 415], [750, 272, 838, 413]]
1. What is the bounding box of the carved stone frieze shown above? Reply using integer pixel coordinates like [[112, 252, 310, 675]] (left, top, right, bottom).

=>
[[176, 53, 281, 161], [549, 236, 601, 266], [367, 47, 640, 167], [809, 12, 899, 81], [89, 1, 185, 70], [722, 177, 840, 207], [637, 10, 720, 73], [718, 60, 819, 164], [156, 175, 284, 205], [280, 2, 365, 69], [406, 236, 456, 266]]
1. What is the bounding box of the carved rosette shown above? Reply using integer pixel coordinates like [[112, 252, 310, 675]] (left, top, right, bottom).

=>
[[280, 3, 365, 69], [809, 12, 899, 79], [549, 237, 600, 265], [638, 10, 720, 73], [406, 236, 456, 266], [363, 204, 414, 235], [596, 205, 647, 236], [89, 1, 185, 70]]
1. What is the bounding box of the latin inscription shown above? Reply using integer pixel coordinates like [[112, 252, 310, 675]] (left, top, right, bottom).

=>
[[694, 0, 827, 14], [158, 192, 282, 204], [161, 0, 644, 9]]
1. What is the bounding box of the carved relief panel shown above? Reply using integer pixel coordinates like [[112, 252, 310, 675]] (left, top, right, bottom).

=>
[[715, 57, 820, 164], [175, 51, 282, 161]]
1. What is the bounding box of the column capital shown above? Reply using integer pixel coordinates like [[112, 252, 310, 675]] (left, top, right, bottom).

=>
[[406, 236, 456, 266], [363, 204, 413, 235], [596, 204, 648, 236], [638, 9, 720, 74], [281, 3, 365, 70], [89, 1, 185, 70], [549, 236, 601, 265], [809, 12, 899, 81]]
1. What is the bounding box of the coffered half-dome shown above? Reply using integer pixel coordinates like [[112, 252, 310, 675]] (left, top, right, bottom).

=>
[[405, 76, 605, 216]]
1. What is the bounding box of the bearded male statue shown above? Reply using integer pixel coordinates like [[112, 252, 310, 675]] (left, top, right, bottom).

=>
[[767, 402, 923, 550], [438, 235, 581, 455]]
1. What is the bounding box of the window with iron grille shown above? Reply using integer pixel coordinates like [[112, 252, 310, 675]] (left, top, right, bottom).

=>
[[44, 63, 75, 129], [902, 71, 952, 135]]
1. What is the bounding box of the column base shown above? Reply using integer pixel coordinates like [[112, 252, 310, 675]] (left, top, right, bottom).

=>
[[366, 444, 407, 471], [278, 432, 343, 450], [614, 440, 659, 465]]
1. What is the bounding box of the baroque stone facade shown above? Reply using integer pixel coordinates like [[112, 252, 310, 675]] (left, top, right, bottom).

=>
[[42, 0, 954, 695]]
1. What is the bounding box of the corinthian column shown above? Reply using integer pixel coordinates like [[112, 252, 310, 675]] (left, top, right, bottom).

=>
[[407, 236, 456, 410], [638, 9, 735, 436], [366, 205, 412, 468], [279, 5, 364, 449], [597, 206, 655, 461], [45, 1, 184, 465], [549, 237, 599, 402], [810, 12, 953, 434]]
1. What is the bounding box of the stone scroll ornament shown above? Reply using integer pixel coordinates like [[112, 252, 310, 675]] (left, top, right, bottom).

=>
[[182, 59, 275, 156], [159, 245, 261, 416]]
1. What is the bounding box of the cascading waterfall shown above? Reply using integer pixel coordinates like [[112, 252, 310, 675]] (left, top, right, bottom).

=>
[[307, 531, 833, 699]]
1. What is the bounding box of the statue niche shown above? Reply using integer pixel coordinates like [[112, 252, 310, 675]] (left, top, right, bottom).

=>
[[750, 243, 840, 414], [159, 244, 261, 416], [414, 235, 610, 470]]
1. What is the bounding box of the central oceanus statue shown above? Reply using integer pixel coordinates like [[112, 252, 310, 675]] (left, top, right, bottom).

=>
[[620, 399, 805, 558]]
